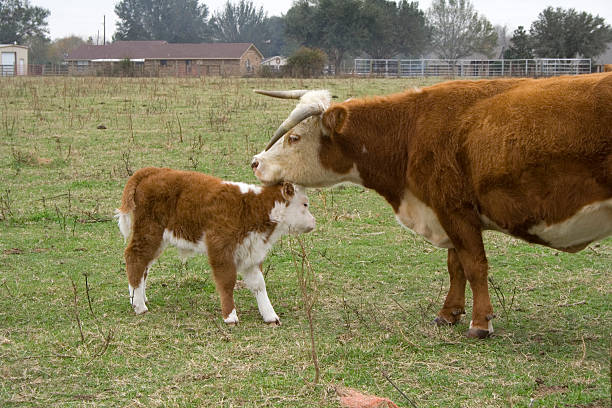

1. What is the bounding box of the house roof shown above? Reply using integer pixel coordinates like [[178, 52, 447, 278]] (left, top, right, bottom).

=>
[[66, 41, 262, 61], [0, 44, 29, 49]]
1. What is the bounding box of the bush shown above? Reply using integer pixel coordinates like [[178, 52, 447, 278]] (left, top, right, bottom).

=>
[[257, 65, 283, 78], [111, 58, 135, 77], [285, 47, 327, 78]]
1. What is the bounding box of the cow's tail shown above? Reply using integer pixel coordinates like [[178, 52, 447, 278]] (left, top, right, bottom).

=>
[[115, 167, 162, 242]]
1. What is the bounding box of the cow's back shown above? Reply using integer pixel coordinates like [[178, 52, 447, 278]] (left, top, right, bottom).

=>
[[459, 73, 612, 238]]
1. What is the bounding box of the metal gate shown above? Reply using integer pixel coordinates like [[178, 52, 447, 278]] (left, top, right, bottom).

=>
[[354, 58, 592, 77]]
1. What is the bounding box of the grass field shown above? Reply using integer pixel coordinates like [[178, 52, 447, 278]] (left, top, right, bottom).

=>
[[0, 75, 610, 407]]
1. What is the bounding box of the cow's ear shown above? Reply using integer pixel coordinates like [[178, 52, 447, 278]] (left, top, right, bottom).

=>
[[281, 182, 295, 200], [322, 105, 348, 135]]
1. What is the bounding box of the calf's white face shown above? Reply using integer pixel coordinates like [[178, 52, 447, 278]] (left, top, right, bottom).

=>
[[271, 184, 316, 234]]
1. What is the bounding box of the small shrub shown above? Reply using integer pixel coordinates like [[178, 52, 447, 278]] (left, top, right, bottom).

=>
[[257, 65, 283, 78], [285, 47, 327, 78]]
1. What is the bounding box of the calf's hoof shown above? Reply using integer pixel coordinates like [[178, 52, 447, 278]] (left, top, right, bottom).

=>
[[266, 318, 281, 327], [133, 304, 148, 315], [223, 309, 238, 326], [264, 314, 281, 326]]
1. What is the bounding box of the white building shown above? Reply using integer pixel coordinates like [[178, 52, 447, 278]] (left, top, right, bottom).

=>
[[1, 44, 28, 76], [261, 55, 287, 71]]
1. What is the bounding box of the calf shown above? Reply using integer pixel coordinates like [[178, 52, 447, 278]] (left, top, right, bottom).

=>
[[115, 167, 315, 325]]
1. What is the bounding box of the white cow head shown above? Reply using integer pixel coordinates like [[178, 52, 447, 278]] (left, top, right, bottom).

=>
[[251, 90, 361, 188]]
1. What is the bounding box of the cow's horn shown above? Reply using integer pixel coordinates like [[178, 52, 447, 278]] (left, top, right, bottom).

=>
[[265, 104, 324, 151], [254, 89, 310, 99]]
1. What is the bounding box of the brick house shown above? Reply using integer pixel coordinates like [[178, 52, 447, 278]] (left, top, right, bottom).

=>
[[65, 41, 263, 77]]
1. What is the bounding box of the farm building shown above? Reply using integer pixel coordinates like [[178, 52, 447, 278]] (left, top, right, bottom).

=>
[[0, 44, 28, 76], [261, 55, 287, 71], [64, 41, 263, 77]]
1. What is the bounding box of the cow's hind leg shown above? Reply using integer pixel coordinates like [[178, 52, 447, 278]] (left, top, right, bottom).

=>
[[437, 210, 495, 339], [435, 248, 466, 325]]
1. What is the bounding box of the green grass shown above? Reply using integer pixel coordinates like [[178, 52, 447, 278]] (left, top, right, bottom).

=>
[[1, 76, 610, 407]]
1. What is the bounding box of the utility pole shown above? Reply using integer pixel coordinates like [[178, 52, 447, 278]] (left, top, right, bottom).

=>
[[103, 15, 106, 45]]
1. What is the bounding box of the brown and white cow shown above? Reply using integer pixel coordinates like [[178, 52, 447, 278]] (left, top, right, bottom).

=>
[[251, 73, 612, 338], [116, 167, 315, 324]]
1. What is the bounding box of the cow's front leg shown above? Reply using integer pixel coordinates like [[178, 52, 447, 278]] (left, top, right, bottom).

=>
[[437, 210, 495, 338], [435, 248, 466, 325], [241, 264, 280, 325]]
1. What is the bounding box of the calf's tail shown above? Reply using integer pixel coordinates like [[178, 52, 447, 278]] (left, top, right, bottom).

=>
[[115, 167, 163, 242]]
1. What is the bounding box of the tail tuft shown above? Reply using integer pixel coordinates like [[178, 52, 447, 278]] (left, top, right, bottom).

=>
[[115, 209, 132, 242]]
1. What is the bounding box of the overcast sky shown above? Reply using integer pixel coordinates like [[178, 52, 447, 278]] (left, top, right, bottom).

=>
[[31, 0, 612, 42]]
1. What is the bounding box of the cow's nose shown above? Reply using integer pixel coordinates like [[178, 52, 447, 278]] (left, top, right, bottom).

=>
[[251, 160, 259, 170]]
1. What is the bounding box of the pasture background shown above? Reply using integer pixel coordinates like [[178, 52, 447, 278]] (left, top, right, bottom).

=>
[[0, 76, 610, 407]]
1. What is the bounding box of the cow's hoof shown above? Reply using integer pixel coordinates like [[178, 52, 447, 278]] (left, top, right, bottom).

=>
[[465, 327, 492, 339], [434, 308, 464, 325], [433, 316, 453, 326]]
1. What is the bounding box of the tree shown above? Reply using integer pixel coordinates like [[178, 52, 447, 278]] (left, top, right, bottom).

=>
[[503, 26, 533, 59], [27, 34, 50, 64], [114, 0, 211, 43], [494, 24, 509, 57], [529, 7, 612, 59], [210, 0, 266, 43], [361, 0, 398, 59], [427, 0, 497, 59], [286, 0, 371, 75], [361, 0, 429, 59], [0, 0, 49, 44], [395, 0, 430, 58], [48, 36, 86, 64], [257, 16, 294, 58]]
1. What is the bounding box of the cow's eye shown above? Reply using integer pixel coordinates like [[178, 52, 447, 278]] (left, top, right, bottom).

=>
[[303, 203, 308, 208], [288, 134, 301, 144]]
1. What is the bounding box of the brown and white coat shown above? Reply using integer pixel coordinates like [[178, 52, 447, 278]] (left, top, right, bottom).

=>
[[116, 167, 315, 324], [251, 73, 612, 338]]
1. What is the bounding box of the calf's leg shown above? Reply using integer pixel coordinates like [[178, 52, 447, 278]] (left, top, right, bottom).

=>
[[125, 229, 163, 314], [209, 257, 238, 325], [435, 248, 466, 325], [242, 264, 280, 325]]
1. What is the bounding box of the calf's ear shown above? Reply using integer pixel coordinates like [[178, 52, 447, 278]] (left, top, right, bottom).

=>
[[322, 105, 348, 136], [281, 182, 295, 200]]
